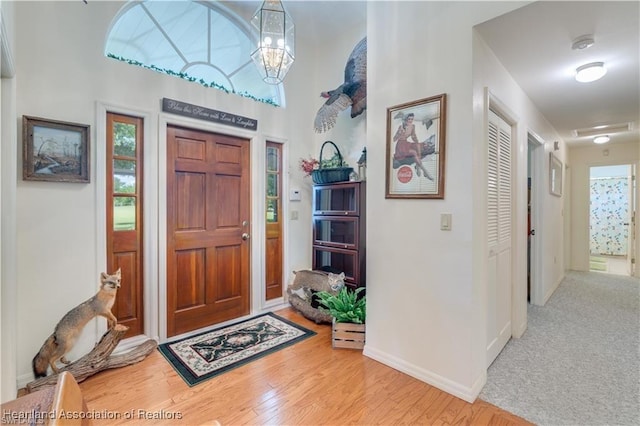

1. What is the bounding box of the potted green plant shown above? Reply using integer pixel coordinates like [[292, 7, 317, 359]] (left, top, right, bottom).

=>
[[316, 287, 366, 349]]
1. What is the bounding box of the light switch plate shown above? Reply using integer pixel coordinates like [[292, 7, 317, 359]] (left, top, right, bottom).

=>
[[440, 213, 452, 231], [290, 188, 301, 201]]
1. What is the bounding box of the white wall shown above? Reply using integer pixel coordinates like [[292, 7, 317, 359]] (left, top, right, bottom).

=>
[[365, 0, 570, 402], [5, 0, 581, 403], [568, 141, 640, 276], [290, 24, 366, 280], [310, 26, 367, 166], [364, 1, 527, 402], [10, 0, 365, 387], [474, 30, 567, 308], [1, 0, 17, 403], [0, 78, 17, 403]]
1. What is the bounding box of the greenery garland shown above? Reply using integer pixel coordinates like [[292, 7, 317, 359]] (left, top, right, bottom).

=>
[[106, 53, 280, 107]]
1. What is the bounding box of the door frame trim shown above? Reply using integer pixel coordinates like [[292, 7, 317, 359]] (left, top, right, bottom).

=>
[[631, 164, 638, 278], [158, 114, 260, 343], [96, 101, 157, 347], [527, 130, 545, 305]]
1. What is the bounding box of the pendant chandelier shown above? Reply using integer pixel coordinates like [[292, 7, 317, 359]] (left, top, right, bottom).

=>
[[250, 0, 295, 85]]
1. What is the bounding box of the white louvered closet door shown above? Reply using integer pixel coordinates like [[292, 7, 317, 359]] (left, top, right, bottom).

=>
[[486, 109, 513, 367]]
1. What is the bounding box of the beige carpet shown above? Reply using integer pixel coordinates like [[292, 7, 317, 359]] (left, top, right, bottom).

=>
[[480, 271, 640, 425]]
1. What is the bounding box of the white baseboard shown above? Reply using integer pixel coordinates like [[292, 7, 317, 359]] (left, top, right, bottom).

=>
[[513, 318, 527, 338], [114, 334, 159, 355], [261, 300, 290, 312], [543, 272, 565, 305], [363, 345, 486, 403]]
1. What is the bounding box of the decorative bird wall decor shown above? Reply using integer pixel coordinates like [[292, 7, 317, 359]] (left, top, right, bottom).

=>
[[314, 37, 367, 133]]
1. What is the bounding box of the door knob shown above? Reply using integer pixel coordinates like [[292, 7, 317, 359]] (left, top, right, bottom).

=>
[[242, 233, 250, 240]]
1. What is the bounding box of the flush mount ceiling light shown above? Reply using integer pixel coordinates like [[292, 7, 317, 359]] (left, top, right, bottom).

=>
[[593, 135, 610, 144], [575, 62, 607, 83]]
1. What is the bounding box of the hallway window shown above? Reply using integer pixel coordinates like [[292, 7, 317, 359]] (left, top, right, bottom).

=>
[[105, 0, 284, 106]]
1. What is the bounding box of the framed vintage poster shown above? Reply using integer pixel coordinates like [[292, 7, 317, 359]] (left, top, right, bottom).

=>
[[549, 152, 563, 196], [23, 116, 90, 183], [385, 94, 447, 199]]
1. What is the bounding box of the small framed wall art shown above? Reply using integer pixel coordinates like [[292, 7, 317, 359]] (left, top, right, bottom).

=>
[[549, 152, 563, 197], [23, 116, 90, 183], [385, 93, 447, 199]]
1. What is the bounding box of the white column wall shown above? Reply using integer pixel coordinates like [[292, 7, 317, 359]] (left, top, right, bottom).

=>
[[365, 0, 570, 402], [364, 1, 527, 402]]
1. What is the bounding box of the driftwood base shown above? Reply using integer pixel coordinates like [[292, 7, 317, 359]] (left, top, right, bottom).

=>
[[26, 324, 157, 393]]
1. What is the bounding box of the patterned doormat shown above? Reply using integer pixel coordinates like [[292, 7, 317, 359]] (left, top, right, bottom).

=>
[[158, 312, 316, 386]]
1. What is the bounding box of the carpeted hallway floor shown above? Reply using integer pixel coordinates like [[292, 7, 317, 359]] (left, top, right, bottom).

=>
[[480, 271, 640, 425]]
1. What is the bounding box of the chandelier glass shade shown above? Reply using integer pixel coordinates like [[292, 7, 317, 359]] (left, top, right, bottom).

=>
[[251, 0, 295, 85]]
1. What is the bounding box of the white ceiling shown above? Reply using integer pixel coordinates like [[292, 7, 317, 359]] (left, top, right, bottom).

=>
[[227, 1, 638, 148], [476, 1, 639, 148], [223, 0, 366, 43]]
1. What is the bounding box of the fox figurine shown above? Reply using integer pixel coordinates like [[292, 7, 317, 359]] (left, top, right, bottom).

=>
[[32, 269, 121, 378]]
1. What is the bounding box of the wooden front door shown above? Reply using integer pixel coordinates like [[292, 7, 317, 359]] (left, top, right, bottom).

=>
[[167, 126, 251, 337]]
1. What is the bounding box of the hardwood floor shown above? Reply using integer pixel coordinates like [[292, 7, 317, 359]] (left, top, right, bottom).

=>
[[79, 308, 532, 425]]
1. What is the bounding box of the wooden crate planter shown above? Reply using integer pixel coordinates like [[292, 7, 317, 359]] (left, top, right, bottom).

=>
[[332, 318, 365, 349]]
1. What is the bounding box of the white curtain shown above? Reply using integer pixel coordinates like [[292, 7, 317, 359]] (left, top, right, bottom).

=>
[[590, 177, 629, 256]]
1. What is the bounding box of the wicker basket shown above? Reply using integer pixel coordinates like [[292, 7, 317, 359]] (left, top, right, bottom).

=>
[[311, 141, 353, 184]]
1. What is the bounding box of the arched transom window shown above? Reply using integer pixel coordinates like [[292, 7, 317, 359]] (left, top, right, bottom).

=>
[[105, 0, 284, 106]]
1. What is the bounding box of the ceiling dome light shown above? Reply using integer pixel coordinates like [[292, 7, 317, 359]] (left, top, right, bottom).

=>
[[593, 135, 610, 144], [575, 62, 607, 83]]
